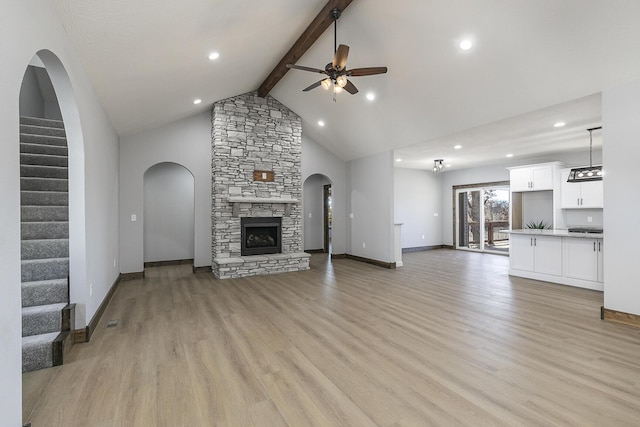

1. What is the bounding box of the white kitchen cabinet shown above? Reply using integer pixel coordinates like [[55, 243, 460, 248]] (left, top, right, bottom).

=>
[[509, 164, 554, 192], [564, 237, 603, 283], [560, 170, 604, 208], [510, 234, 562, 276]]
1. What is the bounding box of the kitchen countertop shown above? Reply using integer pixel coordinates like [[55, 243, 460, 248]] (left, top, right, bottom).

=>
[[509, 229, 604, 239]]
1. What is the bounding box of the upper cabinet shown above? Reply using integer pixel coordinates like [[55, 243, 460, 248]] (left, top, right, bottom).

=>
[[560, 169, 603, 209], [509, 164, 555, 192]]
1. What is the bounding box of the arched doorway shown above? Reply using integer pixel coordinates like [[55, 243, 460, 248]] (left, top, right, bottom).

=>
[[303, 174, 333, 255], [18, 50, 85, 372], [143, 162, 195, 266]]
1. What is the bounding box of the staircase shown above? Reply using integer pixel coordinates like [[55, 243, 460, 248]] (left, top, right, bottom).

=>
[[20, 116, 74, 372]]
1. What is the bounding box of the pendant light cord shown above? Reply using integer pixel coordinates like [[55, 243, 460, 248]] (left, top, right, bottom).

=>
[[587, 126, 602, 168]]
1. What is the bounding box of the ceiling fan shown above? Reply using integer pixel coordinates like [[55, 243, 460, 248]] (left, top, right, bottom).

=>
[[286, 8, 388, 100]]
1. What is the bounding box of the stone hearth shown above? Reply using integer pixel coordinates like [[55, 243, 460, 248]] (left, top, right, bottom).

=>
[[211, 91, 309, 279]]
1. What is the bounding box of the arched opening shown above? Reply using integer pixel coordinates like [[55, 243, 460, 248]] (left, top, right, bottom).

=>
[[18, 50, 85, 372], [303, 174, 333, 255], [143, 162, 195, 266]]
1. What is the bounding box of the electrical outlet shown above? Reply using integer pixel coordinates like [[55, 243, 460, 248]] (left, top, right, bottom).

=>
[[433, 212, 439, 217], [362, 242, 366, 248], [89, 283, 93, 297], [349, 213, 354, 219], [587, 216, 593, 223], [131, 214, 137, 222], [308, 212, 312, 218]]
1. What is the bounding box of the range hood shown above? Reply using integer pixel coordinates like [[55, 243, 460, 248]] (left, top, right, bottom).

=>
[[567, 126, 603, 183]]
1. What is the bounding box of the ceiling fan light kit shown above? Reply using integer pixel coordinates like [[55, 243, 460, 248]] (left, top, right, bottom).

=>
[[286, 7, 388, 101]]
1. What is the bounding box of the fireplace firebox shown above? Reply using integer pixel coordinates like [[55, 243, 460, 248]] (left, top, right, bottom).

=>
[[241, 217, 282, 256]]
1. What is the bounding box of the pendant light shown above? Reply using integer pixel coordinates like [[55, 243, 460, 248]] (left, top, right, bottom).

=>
[[433, 159, 444, 174], [567, 127, 603, 183]]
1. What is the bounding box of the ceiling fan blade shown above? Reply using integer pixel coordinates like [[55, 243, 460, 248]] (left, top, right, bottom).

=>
[[333, 44, 350, 70], [343, 79, 358, 94], [303, 80, 324, 92], [287, 64, 327, 74], [348, 67, 388, 77]]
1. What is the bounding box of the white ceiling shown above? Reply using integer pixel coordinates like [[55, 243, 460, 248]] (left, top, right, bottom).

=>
[[54, 1, 640, 170]]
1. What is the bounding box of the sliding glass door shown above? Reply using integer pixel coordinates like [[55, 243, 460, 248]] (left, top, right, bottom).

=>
[[456, 186, 509, 254]]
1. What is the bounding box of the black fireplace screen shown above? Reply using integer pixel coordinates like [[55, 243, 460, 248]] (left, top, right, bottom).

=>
[[241, 217, 282, 256]]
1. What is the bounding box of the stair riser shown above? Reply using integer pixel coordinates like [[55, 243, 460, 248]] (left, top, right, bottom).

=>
[[22, 341, 53, 372], [21, 222, 69, 240], [22, 259, 69, 282], [22, 310, 62, 337], [22, 280, 68, 307], [21, 206, 68, 222], [21, 191, 68, 206], [20, 124, 66, 138], [21, 177, 68, 192], [21, 142, 68, 156], [20, 153, 68, 167], [21, 165, 68, 179], [20, 117, 65, 129], [20, 133, 67, 147], [21, 240, 69, 260]]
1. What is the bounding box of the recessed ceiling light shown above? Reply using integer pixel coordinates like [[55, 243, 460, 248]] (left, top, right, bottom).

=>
[[459, 40, 473, 51], [506, 153, 514, 158], [193, 99, 202, 105], [446, 164, 452, 168], [208, 52, 220, 60], [396, 158, 402, 163], [454, 145, 462, 150], [366, 92, 376, 101], [318, 120, 325, 127], [554, 122, 566, 128]]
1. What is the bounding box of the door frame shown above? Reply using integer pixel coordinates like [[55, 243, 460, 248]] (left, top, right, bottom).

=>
[[323, 184, 331, 253], [452, 181, 509, 254]]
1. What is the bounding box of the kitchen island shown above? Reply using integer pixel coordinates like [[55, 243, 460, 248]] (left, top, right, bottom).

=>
[[509, 229, 603, 291]]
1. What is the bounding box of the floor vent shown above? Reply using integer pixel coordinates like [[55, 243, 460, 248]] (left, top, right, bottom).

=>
[[106, 319, 118, 328]]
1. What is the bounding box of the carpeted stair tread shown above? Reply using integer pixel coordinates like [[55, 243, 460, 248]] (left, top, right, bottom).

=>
[[21, 205, 68, 222], [20, 116, 65, 129], [20, 164, 68, 179], [20, 142, 68, 156], [20, 153, 68, 167], [22, 332, 59, 372], [20, 133, 67, 146], [21, 190, 68, 206], [21, 221, 69, 240], [21, 257, 69, 282], [20, 177, 68, 192], [22, 303, 66, 337], [22, 279, 68, 307], [20, 124, 66, 138], [21, 239, 69, 260]]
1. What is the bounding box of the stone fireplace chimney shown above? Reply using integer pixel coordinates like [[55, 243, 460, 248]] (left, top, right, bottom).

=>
[[211, 91, 309, 279]]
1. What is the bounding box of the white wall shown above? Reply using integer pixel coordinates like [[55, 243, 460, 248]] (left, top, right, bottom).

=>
[[394, 168, 442, 248], [302, 135, 347, 255], [1, 2, 120, 424], [120, 111, 212, 272], [347, 150, 395, 262], [302, 174, 330, 251], [143, 163, 195, 262], [602, 80, 640, 316]]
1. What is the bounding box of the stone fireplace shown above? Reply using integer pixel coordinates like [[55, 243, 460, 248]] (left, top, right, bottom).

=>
[[211, 91, 310, 279]]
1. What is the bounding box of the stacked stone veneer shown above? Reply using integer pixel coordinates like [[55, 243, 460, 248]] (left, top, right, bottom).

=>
[[211, 91, 309, 279]]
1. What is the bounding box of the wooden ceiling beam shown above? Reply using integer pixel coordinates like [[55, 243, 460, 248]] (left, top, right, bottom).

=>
[[257, 0, 354, 98]]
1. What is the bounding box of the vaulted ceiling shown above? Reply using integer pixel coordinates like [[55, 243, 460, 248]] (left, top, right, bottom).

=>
[[54, 0, 640, 170]]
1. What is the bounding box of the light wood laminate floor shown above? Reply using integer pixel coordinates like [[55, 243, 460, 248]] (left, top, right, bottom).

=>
[[23, 250, 640, 426]]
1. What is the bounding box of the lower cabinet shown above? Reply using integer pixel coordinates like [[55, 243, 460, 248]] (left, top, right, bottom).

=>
[[510, 234, 562, 276], [563, 238, 603, 283], [509, 234, 603, 291]]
